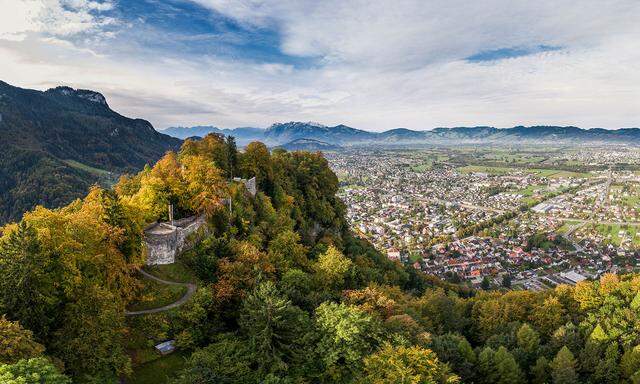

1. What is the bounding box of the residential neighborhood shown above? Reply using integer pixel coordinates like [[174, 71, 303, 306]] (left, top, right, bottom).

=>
[[328, 147, 640, 290]]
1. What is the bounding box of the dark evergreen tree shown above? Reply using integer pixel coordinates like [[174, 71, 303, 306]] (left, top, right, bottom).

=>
[[551, 346, 578, 384]]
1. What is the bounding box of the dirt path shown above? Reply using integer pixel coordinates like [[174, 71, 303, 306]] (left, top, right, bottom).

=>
[[125, 269, 196, 316]]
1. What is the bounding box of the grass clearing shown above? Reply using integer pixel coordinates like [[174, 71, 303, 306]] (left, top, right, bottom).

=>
[[62, 159, 111, 176], [457, 165, 591, 179], [145, 261, 198, 284], [593, 223, 640, 247], [129, 352, 188, 384], [457, 165, 514, 175], [127, 276, 188, 312], [411, 162, 433, 172]]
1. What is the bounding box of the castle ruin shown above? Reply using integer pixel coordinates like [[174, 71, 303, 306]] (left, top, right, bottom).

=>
[[144, 215, 206, 265], [143, 176, 257, 265]]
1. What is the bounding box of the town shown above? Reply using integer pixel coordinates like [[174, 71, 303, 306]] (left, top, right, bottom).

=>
[[328, 146, 640, 290]]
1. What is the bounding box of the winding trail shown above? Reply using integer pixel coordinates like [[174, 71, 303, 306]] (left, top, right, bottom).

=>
[[125, 269, 196, 316]]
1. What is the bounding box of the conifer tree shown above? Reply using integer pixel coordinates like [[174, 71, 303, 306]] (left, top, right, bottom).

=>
[[478, 347, 497, 384], [593, 342, 620, 384], [517, 323, 540, 354], [551, 346, 578, 384], [531, 356, 550, 384], [238, 281, 310, 375], [494, 346, 524, 384]]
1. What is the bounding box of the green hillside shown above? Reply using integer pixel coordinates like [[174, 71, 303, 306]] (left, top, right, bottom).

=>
[[0, 81, 180, 223]]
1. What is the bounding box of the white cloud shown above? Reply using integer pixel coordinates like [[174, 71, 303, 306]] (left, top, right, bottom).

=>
[[0, 0, 638, 130], [0, 0, 114, 40], [195, 0, 639, 68], [0, 0, 44, 40]]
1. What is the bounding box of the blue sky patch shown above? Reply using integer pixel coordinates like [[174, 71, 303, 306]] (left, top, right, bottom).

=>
[[466, 45, 562, 62], [103, 0, 317, 67]]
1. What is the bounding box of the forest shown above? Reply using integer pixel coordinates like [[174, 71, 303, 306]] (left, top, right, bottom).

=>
[[1, 134, 640, 383]]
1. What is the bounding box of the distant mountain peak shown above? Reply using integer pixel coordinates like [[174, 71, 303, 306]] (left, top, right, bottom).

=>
[[278, 137, 341, 151], [46, 86, 109, 107]]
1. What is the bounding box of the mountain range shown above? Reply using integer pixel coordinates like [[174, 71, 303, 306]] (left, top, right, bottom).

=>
[[161, 125, 264, 144], [0, 81, 180, 223], [276, 138, 341, 151], [162, 122, 640, 147]]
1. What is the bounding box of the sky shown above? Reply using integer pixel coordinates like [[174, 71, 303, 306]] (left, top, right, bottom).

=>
[[1, 0, 639, 131]]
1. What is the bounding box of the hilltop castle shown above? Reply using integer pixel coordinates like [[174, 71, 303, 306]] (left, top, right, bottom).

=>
[[144, 177, 257, 265]]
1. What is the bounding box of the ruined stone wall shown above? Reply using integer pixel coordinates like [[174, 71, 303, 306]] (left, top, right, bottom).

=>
[[143, 177, 257, 265], [144, 215, 206, 265]]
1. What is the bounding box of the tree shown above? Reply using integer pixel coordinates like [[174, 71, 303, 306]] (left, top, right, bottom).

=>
[[173, 334, 257, 384], [412, 288, 467, 335], [181, 154, 227, 217], [240, 142, 273, 193], [343, 286, 397, 320], [477, 347, 498, 384], [314, 246, 352, 290], [516, 323, 540, 354], [531, 356, 550, 384], [0, 358, 70, 384], [429, 334, 476, 382], [551, 323, 582, 356], [226, 135, 238, 177], [314, 302, 382, 381], [481, 276, 491, 290], [175, 287, 222, 349], [238, 281, 310, 375], [0, 316, 45, 364], [267, 230, 308, 272], [358, 343, 459, 383], [620, 346, 640, 384], [494, 346, 524, 384], [51, 284, 131, 379], [502, 274, 512, 288], [593, 342, 620, 384], [278, 269, 316, 310], [530, 296, 566, 338], [573, 274, 640, 346], [551, 346, 578, 384], [0, 222, 59, 340]]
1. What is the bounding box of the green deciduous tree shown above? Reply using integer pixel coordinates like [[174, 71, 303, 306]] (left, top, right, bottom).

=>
[[0, 358, 70, 384], [314, 246, 352, 290], [593, 342, 620, 384], [173, 334, 257, 384], [477, 347, 498, 384], [0, 316, 45, 364], [0, 222, 59, 340], [267, 230, 308, 272], [429, 334, 476, 382], [314, 302, 382, 381], [620, 346, 640, 384], [530, 295, 566, 338], [358, 343, 459, 384]]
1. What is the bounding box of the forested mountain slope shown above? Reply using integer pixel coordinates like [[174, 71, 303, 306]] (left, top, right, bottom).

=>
[[1, 135, 639, 383], [0, 81, 181, 223]]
